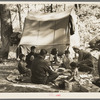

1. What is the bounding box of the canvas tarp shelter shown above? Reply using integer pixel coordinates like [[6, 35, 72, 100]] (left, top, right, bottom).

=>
[[8, 5, 80, 58]]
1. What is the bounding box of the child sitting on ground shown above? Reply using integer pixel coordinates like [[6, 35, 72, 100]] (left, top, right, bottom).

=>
[[57, 52, 64, 65], [61, 49, 71, 69], [50, 48, 58, 65], [69, 62, 79, 82], [17, 54, 31, 81]]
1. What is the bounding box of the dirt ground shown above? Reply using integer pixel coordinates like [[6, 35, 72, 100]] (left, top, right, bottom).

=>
[[0, 56, 99, 92], [0, 60, 53, 92], [0, 60, 68, 92]]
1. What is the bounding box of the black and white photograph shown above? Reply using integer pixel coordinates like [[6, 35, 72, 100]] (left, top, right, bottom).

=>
[[0, 1, 100, 98]]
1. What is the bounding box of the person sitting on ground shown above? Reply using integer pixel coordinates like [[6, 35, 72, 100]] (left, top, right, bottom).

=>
[[50, 48, 59, 65], [92, 55, 100, 87], [26, 46, 37, 69], [31, 49, 58, 84], [98, 55, 100, 77], [73, 46, 93, 73], [57, 52, 63, 64], [61, 48, 71, 69], [69, 62, 79, 82], [18, 54, 31, 78], [50, 48, 62, 70]]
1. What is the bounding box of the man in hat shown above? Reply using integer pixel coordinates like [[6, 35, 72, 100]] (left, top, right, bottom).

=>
[[31, 49, 58, 84], [26, 46, 37, 69], [73, 46, 93, 73]]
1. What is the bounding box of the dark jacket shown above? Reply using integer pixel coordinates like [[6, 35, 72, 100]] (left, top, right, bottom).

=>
[[26, 52, 37, 69], [78, 50, 92, 61], [78, 50, 93, 67], [98, 55, 100, 77], [31, 55, 56, 84]]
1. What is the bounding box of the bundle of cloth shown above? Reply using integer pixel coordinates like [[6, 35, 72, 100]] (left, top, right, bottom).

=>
[[51, 65, 80, 91]]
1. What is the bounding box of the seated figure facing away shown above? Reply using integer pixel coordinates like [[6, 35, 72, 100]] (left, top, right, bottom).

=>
[[18, 54, 31, 77], [26, 46, 37, 69], [31, 49, 58, 84]]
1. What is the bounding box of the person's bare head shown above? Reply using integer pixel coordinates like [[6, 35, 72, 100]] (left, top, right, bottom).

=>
[[19, 54, 26, 61], [31, 46, 36, 53], [40, 49, 47, 59], [51, 48, 58, 55]]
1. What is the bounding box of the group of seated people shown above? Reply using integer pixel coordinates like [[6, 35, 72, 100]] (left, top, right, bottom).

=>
[[17, 45, 94, 85]]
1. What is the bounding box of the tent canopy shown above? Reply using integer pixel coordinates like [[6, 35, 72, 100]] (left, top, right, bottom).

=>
[[19, 8, 75, 55]]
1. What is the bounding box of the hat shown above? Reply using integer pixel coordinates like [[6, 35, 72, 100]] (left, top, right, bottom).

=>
[[19, 54, 25, 59], [72, 46, 80, 50]]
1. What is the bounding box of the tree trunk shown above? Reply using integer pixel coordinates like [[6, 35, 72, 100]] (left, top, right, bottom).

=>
[[17, 4, 22, 31], [0, 4, 13, 58]]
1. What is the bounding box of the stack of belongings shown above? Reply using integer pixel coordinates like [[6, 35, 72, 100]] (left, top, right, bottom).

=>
[[52, 67, 100, 92], [52, 68, 81, 92]]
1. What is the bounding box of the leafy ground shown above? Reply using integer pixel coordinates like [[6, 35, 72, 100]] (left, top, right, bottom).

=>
[[77, 4, 100, 45], [0, 61, 56, 92], [0, 60, 64, 92], [0, 57, 98, 92], [77, 4, 100, 75]]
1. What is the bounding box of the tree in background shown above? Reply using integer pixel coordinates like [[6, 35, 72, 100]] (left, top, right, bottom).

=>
[[0, 4, 76, 58], [17, 4, 22, 31], [0, 4, 13, 58]]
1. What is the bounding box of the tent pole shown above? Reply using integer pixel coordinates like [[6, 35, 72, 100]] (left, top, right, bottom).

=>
[[44, 4, 45, 13], [64, 4, 66, 11], [53, 21, 56, 48], [37, 21, 40, 48]]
